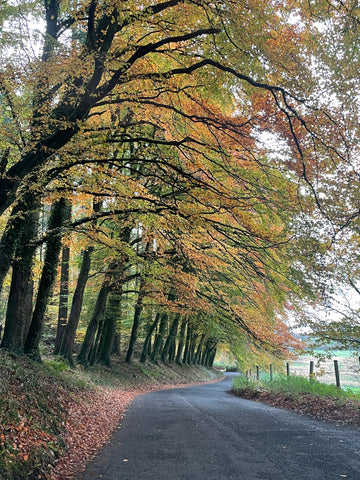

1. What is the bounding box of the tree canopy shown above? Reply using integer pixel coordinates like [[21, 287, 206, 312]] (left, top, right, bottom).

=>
[[0, 0, 359, 367]]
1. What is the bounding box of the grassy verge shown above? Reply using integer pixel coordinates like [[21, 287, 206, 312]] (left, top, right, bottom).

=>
[[0, 351, 222, 480], [232, 374, 360, 429], [232, 374, 360, 400]]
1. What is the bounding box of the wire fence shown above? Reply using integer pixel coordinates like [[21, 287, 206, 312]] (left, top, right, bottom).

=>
[[246, 355, 360, 390]]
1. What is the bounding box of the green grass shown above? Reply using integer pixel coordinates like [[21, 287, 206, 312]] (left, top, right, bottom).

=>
[[232, 374, 360, 400]]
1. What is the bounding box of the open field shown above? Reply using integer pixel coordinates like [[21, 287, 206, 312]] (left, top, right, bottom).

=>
[[289, 351, 360, 389]]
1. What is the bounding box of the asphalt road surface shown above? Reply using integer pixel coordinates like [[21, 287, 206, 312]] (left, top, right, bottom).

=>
[[77, 373, 360, 480]]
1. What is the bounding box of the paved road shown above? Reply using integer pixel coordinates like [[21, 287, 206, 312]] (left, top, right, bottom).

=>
[[77, 373, 360, 480]]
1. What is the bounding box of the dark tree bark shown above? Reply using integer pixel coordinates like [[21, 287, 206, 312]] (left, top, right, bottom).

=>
[[151, 313, 168, 364], [59, 199, 101, 363], [175, 317, 187, 365], [201, 339, 210, 366], [23, 280, 34, 343], [169, 340, 177, 363], [1, 195, 39, 352], [202, 339, 217, 367], [89, 316, 104, 366], [126, 276, 147, 363], [111, 333, 121, 355], [188, 330, 198, 365], [107, 290, 123, 356], [92, 227, 131, 367], [24, 197, 70, 360], [54, 245, 70, 354], [0, 200, 31, 294], [77, 258, 121, 367], [194, 334, 206, 365], [161, 313, 180, 364], [54, 201, 71, 354], [95, 296, 119, 367], [182, 323, 192, 365], [77, 282, 110, 367], [208, 345, 217, 368], [59, 246, 93, 364], [140, 312, 160, 363]]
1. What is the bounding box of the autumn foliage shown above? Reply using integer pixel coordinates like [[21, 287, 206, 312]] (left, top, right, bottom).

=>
[[0, 0, 358, 403]]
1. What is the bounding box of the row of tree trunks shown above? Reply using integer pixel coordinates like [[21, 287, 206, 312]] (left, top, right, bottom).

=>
[[161, 313, 180, 363], [77, 267, 117, 367], [0, 196, 70, 359], [138, 311, 217, 368], [59, 246, 94, 365], [56, 200, 101, 364], [0, 189, 217, 369], [95, 282, 123, 367], [140, 312, 160, 363]]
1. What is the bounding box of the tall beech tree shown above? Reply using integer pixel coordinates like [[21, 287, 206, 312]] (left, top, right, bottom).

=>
[[0, 194, 39, 352], [24, 197, 71, 360]]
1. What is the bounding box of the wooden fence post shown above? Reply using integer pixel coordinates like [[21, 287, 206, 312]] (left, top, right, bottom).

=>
[[286, 363, 290, 377], [269, 363, 273, 381], [334, 360, 341, 389], [256, 365, 260, 380], [309, 360, 314, 380]]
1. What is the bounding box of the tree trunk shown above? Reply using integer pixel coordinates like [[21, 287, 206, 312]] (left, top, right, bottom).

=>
[[59, 246, 93, 364], [188, 330, 198, 365], [194, 334, 206, 365], [54, 201, 71, 354], [202, 339, 216, 367], [78, 265, 121, 368], [126, 276, 146, 363], [54, 246, 70, 354], [0, 200, 30, 294], [89, 317, 104, 366], [23, 280, 34, 343], [95, 283, 124, 367], [151, 313, 168, 364], [140, 312, 160, 363], [1, 198, 39, 352], [175, 317, 187, 365], [208, 345, 217, 368], [59, 199, 100, 363], [183, 323, 192, 365], [24, 197, 69, 361], [111, 333, 121, 355], [161, 314, 180, 364], [201, 340, 209, 366]]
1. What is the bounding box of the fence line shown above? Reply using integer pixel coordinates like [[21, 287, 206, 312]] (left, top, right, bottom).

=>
[[251, 359, 355, 389]]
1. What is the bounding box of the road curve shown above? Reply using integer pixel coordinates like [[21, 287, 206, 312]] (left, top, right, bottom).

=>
[[77, 373, 360, 480]]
